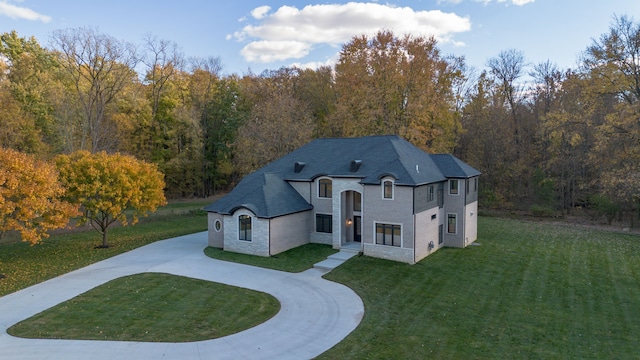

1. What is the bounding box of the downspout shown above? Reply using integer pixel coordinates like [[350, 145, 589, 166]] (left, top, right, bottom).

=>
[[463, 179, 468, 246], [269, 219, 272, 256], [413, 187, 416, 264]]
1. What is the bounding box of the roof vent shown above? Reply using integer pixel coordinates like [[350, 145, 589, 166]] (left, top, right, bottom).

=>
[[294, 161, 306, 173], [350, 160, 362, 172]]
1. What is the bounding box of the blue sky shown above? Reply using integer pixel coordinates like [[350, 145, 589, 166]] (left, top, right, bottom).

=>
[[1, 0, 639, 76]]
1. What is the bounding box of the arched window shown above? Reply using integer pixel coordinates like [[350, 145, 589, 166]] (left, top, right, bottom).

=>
[[383, 180, 394, 199], [318, 178, 332, 198], [239, 215, 252, 241]]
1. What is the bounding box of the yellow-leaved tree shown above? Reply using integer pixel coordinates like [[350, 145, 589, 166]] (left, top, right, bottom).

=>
[[56, 151, 167, 248], [0, 148, 78, 244]]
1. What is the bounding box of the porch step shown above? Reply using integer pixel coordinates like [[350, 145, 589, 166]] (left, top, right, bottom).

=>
[[313, 249, 360, 272]]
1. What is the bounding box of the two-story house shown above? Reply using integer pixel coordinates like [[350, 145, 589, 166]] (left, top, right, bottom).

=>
[[205, 135, 480, 264]]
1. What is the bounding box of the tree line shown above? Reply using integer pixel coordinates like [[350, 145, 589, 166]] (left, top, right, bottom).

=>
[[1, 15, 639, 226]]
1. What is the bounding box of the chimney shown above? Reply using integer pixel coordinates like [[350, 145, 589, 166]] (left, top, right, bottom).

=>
[[294, 161, 306, 173], [350, 160, 362, 172]]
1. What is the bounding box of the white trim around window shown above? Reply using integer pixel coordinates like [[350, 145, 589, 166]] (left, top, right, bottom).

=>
[[214, 219, 222, 232], [382, 179, 394, 200]]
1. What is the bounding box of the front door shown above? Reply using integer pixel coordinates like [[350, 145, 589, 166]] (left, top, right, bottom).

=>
[[354, 216, 361, 242]]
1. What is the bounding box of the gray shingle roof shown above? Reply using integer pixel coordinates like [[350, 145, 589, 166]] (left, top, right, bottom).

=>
[[205, 135, 480, 218], [205, 172, 313, 218], [431, 154, 482, 178]]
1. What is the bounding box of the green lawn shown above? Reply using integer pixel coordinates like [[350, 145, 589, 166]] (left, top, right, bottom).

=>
[[0, 202, 208, 297], [204, 243, 337, 272], [8, 273, 279, 342], [319, 217, 640, 359], [4, 213, 640, 356]]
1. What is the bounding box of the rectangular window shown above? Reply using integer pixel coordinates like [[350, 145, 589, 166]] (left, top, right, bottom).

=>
[[449, 179, 459, 195], [466, 179, 470, 194], [427, 185, 434, 202], [354, 192, 361, 211], [438, 188, 444, 208], [239, 215, 252, 241], [447, 214, 457, 234], [383, 180, 393, 199], [315, 214, 332, 233], [474, 178, 478, 191], [318, 179, 332, 198], [439, 224, 444, 244], [375, 223, 401, 247]]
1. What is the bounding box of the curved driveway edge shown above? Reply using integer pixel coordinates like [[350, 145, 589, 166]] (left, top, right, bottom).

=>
[[0, 232, 364, 360]]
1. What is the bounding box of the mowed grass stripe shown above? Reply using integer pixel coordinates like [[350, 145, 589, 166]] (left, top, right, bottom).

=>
[[321, 217, 640, 359], [8, 273, 280, 342]]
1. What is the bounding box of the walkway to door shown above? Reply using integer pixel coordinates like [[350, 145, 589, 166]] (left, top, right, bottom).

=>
[[313, 242, 361, 271]]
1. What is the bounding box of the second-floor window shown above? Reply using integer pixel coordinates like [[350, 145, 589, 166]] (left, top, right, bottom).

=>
[[428, 185, 435, 202], [383, 180, 394, 199], [318, 178, 332, 198], [449, 179, 459, 195]]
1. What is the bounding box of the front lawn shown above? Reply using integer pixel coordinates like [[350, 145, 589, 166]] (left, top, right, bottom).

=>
[[8, 273, 279, 342], [320, 217, 640, 359], [0, 203, 207, 297]]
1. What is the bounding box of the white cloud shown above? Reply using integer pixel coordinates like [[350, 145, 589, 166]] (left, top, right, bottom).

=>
[[232, 2, 471, 63], [477, 0, 534, 5], [251, 6, 271, 19], [511, 0, 534, 5], [240, 40, 312, 63], [0, 1, 51, 22]]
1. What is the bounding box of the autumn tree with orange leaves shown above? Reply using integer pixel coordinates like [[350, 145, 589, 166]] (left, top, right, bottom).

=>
[[56, 151, 167, 248], [0, 148, 78, 244]]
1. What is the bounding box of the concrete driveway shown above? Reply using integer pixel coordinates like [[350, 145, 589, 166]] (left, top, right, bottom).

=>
[[0, 232, 364, 360]]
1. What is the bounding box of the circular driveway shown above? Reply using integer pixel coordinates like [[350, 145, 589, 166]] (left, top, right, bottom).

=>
[[0, 232, 364, 360]]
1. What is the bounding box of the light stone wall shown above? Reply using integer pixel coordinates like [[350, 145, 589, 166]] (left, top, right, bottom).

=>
[[362, 182, 415, 249], [414, 207, 441, 263], [289, 181, 311, 203], [464, 201, 478, 246], [361, 181, 415, 263], [223, 209, 270, 257], [363, 243, 415, 264], [330, 179, 364, 249], [269, 211, 312, 255], [311, 177, 333, 214], [207, 212, 224, 248], [310, 231, 332, 245]]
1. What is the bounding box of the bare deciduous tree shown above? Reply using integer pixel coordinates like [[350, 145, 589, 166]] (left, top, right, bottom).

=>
[[51, 27, 138, 153]]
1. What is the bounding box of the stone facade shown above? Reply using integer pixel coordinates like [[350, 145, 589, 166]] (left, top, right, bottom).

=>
[[222, 209, 270, 257]]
